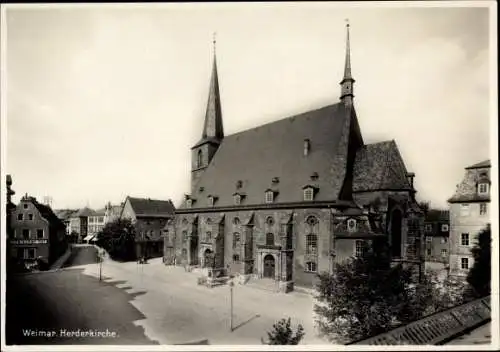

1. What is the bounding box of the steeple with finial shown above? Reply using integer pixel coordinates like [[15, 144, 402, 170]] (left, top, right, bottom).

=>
[[200, 32, 224, 141], [340, 20, 355, 106], [191, 33, 225, 191]]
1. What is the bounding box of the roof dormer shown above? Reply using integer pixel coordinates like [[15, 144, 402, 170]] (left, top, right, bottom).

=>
[[232, 192, 246, 206], [265, 189, 278, 204], [302, 184, 319, 201], [207, 195, 218, 207]]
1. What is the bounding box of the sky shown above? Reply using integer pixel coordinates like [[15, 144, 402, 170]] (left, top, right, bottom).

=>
[[2, 2, 495, 210]]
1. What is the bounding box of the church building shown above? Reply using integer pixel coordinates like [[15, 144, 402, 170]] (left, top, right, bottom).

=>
[[164, 24, 424, 292]]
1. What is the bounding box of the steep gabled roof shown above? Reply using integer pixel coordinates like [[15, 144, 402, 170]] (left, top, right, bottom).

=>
[[33, 202, 66, 230], [184, 103, 359, 208], [465, 160, 491, 169], [352, 140, 412, 192], [127, 197, 175, 217]]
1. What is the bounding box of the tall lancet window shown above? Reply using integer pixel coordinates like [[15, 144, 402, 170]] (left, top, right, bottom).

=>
[[197, 150, 203, 168]]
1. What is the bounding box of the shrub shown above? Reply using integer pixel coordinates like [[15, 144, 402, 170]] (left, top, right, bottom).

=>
[[261, 318, 305, 345]]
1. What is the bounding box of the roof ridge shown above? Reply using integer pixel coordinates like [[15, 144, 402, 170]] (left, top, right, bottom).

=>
[[224, 103, 342, 139]]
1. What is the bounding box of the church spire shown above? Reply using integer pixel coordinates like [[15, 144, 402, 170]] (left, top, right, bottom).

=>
[[340, 20, 355, 105], [201, 32, 224, 141]]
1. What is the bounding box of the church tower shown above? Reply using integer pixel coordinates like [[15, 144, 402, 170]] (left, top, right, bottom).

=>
[[191, 35, 224, 191], [340, 21, 355, 106]]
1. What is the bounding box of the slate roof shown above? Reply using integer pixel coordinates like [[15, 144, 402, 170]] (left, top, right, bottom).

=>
[[352, 140, 412, 192], [127, 197, 175, 217], [425, 209, 449, 222], [54, 209, 78, 220], [74, 207, 96, 217], [186, 103, 354, 208], [449, 160, 491, 203], [465, 160, 491, 169]]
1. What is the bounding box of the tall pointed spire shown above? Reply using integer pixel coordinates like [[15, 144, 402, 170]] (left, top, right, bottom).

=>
[[340, 20, 355, 105], [201, 32, 224, 141]]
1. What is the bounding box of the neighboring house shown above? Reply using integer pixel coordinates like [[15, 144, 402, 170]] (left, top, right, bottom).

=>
[[87, 208, 105, 241], [69, 207, 94, 243], [448, 160, 491, 277], [164, 24, 425, 293], [120, 196, 175, 259], [10, 194, 67, 268], [423, 210, 450, 264], [54, 209, 78, 236], [104, 201, 123, 225]]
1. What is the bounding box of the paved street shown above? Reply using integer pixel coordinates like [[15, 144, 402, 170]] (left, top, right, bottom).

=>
[[73, 252, 327, 345], [6, 245, 327, 345], [5, 246, 158, 345]]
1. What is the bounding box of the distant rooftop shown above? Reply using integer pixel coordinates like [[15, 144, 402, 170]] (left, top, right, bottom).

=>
[[465, 160, 491, 169]]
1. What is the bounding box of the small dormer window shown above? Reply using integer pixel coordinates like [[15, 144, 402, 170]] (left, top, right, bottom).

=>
[[478, 183, 489, 195], [186, 199, 193, 208], [347, 219, 357, 232], [265, 191, 274, 203], [234, 194, 241, 205], [304, 187, 314, 201], [197, 150, 203, 168], [208, 196, 215, 207], [304, 139, 310, 156]]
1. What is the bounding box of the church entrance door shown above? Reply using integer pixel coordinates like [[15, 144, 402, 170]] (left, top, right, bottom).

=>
[[203, 248, 213, 268], [263, 254, 275, 279]]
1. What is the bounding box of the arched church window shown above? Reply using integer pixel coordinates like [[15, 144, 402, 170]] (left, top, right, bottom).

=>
[[266, 233, 275, 246], [182, 231, 188, 243], [266, 216, 275, 226], [233, 217, 240, 225], [233, 232, 240, 248], [305, 261, 317, 273], [197, 150, 203, 168], [306, 215, 318, 226], [306, 234, 317, 255]]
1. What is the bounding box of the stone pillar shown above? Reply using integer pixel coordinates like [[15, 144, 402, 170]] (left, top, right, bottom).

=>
[[279, 250, 294, 293], [239, 225, 253, 284]]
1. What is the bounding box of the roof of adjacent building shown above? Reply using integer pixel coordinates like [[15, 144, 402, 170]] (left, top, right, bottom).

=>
[[425, 209, 450, 222], [54, 209, 78, 220], [73, 207, 96, 217], [126, 197, 175, 217], [352, 140, 412, 192], [465, 160, 491, 169], [449, 160, 491, 203]]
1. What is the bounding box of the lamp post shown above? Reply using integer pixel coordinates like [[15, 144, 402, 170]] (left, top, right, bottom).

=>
[[96, 249, 103, 281], [229, 279, 234, 332]]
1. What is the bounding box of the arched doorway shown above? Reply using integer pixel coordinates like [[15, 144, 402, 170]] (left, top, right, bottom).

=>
[[390, 209, 403, 258], [263, 254, 275, 278]]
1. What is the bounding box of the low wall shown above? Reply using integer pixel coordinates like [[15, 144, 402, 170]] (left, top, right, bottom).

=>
[[349, 296, 491, 345]]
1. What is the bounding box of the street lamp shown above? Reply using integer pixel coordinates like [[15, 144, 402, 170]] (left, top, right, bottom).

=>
[[96, 249, 103, 281], [229, 278, 234, 332]]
